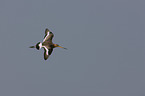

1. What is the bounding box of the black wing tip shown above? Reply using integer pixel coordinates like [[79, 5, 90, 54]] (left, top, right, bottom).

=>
[[44, 56, 48, 60], [44, 55, 49, 60], [45, 28, 50, 31], [44, 58, 47, 60], [44, 57, 48, 60]]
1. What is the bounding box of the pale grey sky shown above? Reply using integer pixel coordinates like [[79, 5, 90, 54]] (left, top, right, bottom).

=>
[[0, 0, 144, 96]]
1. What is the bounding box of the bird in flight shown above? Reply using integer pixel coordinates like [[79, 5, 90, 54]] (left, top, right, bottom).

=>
[[29, 28, 67, 60]]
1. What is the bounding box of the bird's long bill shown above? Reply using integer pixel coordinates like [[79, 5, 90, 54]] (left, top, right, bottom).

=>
[[29, 46, 35, 48], [58, 46, 67, 50]]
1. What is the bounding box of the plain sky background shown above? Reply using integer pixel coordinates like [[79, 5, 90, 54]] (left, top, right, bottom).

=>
[[0, 0, 144, 96]]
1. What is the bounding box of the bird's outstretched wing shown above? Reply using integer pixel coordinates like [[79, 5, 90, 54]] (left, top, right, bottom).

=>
[[43, 28, 54, 42], [43, 46, 53, 60]]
